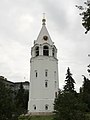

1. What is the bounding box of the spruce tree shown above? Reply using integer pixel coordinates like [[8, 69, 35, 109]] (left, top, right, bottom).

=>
[[54, 91, 88, 120], [64, 67, 75, 92], [15, 82, 29, 115], [53, 68, 88, 120], [81, 75, 90, 112]]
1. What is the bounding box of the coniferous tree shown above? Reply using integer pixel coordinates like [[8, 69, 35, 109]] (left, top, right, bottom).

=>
[[64, 67, 75, 92], [54, 91, 88, 120], [15, 82, 29, 116], [53, 68, 88, 120], [81, 75, 90, 112], [82, 75, 90, 93]]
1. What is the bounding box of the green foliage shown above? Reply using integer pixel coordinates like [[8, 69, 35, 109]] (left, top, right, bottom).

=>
[[82, 75, 90, 93], [80, 76, 90, 112], [15, 82, 29, 115], [54, 91, 88, 120], [82, 7, 90, 34], [0, 77, 29, 120], [86, 113, 90, 120], [0, 78, 16, 120], [76, 1, 90, 34], [54, 68, 89, 120], [64, 67, 75, 92]]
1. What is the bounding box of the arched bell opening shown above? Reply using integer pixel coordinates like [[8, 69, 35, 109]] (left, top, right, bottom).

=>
[[35, 46, 39, 56], [43, 45, 49, 56]]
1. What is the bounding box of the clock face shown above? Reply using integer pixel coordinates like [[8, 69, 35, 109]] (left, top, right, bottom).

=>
[[43, 36, 48, 41]]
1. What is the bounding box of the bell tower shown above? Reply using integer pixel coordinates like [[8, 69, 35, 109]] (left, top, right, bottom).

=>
[[28, 16, 59, 115]]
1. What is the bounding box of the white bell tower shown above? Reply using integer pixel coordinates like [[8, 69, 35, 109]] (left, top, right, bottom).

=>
[[28, 16, 59, 115]]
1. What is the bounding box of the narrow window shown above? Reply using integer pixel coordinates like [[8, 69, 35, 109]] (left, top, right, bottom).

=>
[[36, 72, 37, 77], [45, 69, 48, 77], [52, 48, 55, 57], [35, 70, 37, 77], [35, 46, 39, 56], [43, 46, 49, 56], [45, 105, 48, 110], [45, 80, 48, 87], [45, 71, 47, 77]]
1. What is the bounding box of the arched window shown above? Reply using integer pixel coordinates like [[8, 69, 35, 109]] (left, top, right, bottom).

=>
[[33, 105, 36, 110], [35, 70, 37, 77], [45, 104, 49, 110], [43, 46, 49, 56], [45, 81, 48, 87], [35, 46, 39, 56], [52, 48, 55, 57]]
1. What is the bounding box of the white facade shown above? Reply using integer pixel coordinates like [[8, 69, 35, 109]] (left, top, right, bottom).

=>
[[28, 18, 59, 115]]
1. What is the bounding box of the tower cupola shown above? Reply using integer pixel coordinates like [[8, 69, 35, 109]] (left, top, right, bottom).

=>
[[31, 17, 57, 58]]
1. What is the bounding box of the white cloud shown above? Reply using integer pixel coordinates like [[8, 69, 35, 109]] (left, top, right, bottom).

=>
[[0, 0, 90, 91], [17, 14, 34, 32]]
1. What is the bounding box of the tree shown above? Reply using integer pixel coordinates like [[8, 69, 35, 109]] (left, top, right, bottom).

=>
[[0, 77, 29, 119], [54, 91, 88, 120], [15, 82, 29, 116], [64, 67, 75, 92], [82, 75, 90, 93], [0, 77, 16, 120], [80, 75, 90, 112], [79, 62, 90, 112], [53, 68, 88, 120], [76, 1, 90, 34]]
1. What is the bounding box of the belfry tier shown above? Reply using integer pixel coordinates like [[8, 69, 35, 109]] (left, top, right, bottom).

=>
[[31, 19, 57, 58]]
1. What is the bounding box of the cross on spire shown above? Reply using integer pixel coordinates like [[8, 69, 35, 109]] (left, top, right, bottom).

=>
[[42, 13, 46, 25]]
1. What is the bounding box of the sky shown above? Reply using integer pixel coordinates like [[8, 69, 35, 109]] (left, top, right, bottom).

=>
[[0, 0, 90, 92]]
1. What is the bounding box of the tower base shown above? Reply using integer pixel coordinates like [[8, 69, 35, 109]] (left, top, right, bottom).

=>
[[27, 112, 53, 116]]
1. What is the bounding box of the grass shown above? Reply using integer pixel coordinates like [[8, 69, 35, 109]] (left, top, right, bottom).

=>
[[18, 113, 90, 120], [30, 116, 53, 120], [18, 115, 54, 120]]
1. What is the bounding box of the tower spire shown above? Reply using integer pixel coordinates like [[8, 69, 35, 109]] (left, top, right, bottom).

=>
[[42, 13, 46, 25]]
